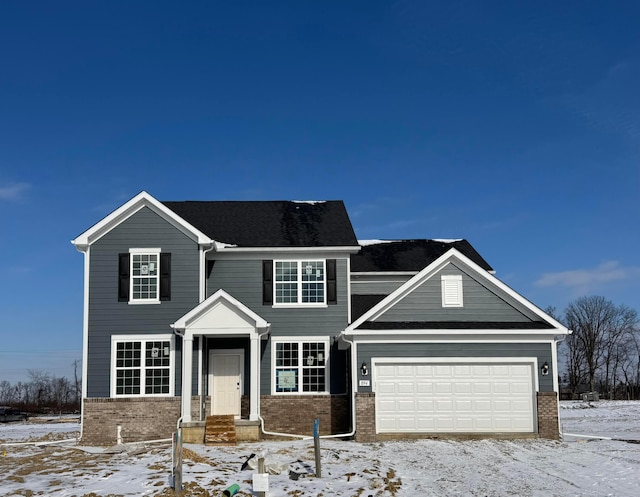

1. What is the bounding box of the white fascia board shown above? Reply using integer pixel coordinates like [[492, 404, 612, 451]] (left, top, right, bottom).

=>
[[343, 247, 570, 335], [213, 245, 362, 254], [342, 329, 560, 342], [351, 271, 418, 277], [171, 288, 270, 333], [71, 191, 213, 248], [211, 248, 358, 261]]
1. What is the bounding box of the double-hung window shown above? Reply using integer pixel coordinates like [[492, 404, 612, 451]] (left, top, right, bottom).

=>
[[130, 248, 160, 302], [274, 260, 325, 305], [118, 249, 171, 303], [273, 338, 329, 394], [111, 335, 174, 397]]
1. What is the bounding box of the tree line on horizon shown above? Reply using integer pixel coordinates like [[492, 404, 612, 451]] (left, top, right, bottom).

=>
[[0, 364, 81, 414]]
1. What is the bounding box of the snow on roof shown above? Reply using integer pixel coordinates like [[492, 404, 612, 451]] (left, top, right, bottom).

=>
[[358, 239, 463, 246], [358, 239, 396, 246], [291, 200, 327, 205]]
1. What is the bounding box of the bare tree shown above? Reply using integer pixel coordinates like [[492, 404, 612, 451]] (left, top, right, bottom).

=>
[[564, 296, 638, 394], [73, 359, 82, 405]]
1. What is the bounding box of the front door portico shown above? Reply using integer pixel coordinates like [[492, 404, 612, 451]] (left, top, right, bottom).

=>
[[171, 289, 271, 423]]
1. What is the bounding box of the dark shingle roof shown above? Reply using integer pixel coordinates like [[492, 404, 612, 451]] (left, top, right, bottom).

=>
[[351, 239, 493, 272], [162, 200, 358, 247], [351, 295, 387, 321]]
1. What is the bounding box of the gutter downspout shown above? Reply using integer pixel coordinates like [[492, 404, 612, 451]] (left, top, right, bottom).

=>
[[555, 331, 571, 440], [72, 241, 90, 444], [199, 242, 215, 421], [313, 333, 357, 440]]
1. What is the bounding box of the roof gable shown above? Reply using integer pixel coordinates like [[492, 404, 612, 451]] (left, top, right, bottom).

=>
[[171, 289, 270, 336], [162, 200, 359, 247], [71, 191, 213, 249], [344, 248, 569, 335]]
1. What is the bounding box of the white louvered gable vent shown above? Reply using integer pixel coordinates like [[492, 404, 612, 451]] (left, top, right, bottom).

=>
[[441, 274, 463, 307]]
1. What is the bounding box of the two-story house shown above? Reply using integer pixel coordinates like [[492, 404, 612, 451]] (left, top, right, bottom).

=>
[[72, 192, 569, 445]]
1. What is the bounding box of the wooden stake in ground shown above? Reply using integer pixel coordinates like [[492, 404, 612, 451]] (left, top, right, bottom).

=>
[[314, 418, 321, 478]]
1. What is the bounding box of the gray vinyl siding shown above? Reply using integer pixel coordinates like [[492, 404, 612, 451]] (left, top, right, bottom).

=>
[[377, 262, 540, 323], [351, 275, 411, 295], [357, 342, 555, 392], [86, 207, 200, 397], [206, 257, 350, 395]]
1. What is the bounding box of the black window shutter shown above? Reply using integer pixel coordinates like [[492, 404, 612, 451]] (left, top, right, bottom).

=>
[[263, 260, 273, 305], [118, 253, 130, 302], [160, 253, 171, 301], [327, 259, 337, 305]]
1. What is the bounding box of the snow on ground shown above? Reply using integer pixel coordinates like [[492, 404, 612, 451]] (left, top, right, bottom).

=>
[[1, 402, 639, 496]]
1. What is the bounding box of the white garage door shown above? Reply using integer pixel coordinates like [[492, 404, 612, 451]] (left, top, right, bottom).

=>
[[375, 361, 535, 433]]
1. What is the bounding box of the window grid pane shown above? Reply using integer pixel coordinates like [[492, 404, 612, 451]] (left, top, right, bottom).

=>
[[274, 260, 325, 304], [275, 342, 326, 393], [115, 339, 171, 396], [131, 253, 159, 300]]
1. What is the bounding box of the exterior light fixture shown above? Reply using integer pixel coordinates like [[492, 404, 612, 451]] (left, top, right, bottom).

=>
[[541, 361, 549, 376], [360, 362, 368, 376]]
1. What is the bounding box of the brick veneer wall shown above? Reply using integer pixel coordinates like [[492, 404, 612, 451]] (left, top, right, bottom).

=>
[[354, 392, 376, 442], [260, 394, 349, 436], [537, 392, 560, 440], [82, 397, 181, 446]]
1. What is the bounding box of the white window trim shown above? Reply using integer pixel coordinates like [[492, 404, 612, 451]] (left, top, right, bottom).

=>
[[273, 259, 327, 307], [110, 334, 175, 397], [441, 274, 463, 307], [129, 248, 162, 304], [271, 336, 331, 395]]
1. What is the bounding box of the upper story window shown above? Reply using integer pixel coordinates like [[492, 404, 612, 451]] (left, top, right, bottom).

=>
[[275, 260, 325, 304], [441, 274, 463, 307], [118, 249, 171, 304], [262, 259, 337, 306], [111, 335, 174, 397], [131, 250, 160, 301]]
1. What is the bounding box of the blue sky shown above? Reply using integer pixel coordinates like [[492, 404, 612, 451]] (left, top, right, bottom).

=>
[[1, 1, 638, 383]]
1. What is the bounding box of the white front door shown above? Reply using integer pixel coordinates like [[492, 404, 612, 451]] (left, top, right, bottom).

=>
[[209, 350, 243, 417]]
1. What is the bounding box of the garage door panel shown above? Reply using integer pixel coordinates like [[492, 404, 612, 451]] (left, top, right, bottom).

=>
[[416, 384, 434, 394], [474, 382, 492, 394], [435, 382, 453, 394], [416, 399, 434, 411], [396, 382, 416, 394], [376, 381, 397, 394], [454, 382, 472, 394], [375, 360, 534, 434], [415, 365, 433, 376]]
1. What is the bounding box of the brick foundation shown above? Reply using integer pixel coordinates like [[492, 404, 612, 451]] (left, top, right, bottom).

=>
[[260, 394, 349, 437], [82, 397, 181, 446], [354, 392, 376, 442], [537, 392, 560, 440]]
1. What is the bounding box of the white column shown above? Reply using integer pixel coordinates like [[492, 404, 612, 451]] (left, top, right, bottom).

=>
[[181, 335, 193, 423], [249, 336, 260, 421]]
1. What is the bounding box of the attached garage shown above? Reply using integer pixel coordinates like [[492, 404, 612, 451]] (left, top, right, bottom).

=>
[[374, 359, 536, 434]]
